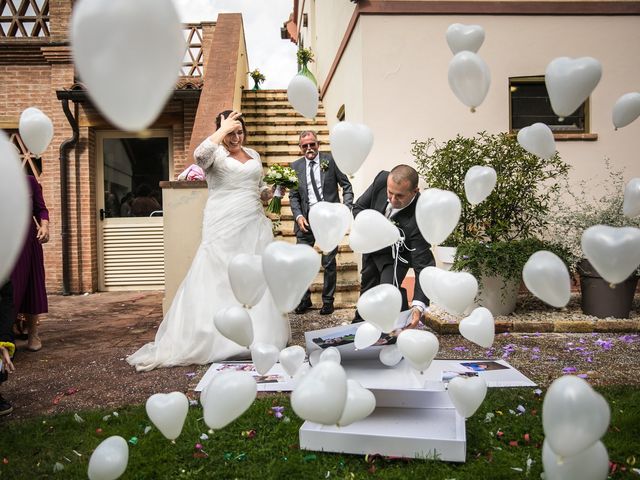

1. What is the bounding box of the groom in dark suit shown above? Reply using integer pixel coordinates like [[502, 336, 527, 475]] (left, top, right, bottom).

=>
[[352, 165, 435, 328], [289, 130, 354, 315]]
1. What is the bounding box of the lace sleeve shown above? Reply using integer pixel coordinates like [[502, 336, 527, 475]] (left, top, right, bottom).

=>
[[193, 138, 228, 170]]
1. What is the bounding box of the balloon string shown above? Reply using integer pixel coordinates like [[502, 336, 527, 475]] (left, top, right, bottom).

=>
[[391, 227, 414, 288]]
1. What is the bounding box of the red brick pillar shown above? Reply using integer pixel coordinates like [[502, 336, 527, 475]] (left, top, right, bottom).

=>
[[188, 13, 244, 161]]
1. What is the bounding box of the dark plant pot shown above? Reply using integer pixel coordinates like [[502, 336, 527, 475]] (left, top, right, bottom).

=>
[[578, 259, 638, 319]]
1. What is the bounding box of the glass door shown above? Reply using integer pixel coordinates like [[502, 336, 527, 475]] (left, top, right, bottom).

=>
[[96, 131, 172, 290]]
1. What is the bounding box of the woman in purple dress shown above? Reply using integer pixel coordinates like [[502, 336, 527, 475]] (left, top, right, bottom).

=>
[[11, 175, 49, 352]]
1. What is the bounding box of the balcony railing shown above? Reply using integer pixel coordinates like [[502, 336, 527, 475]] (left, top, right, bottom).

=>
[[181, 23, 203, 77], [0, 0, 49, 38]]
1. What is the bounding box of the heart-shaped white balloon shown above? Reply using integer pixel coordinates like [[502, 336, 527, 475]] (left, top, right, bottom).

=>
[[623, 178, 640, 218], [262, 241, 321, 312], [459, 307, 495, 348], [396, 329, 439, 373], [545, 57, 602, 119], [287, 74, 318, 118], [320, 346, 342, 365], [434, 270, 479, 315], [87, 436, 129, 480], [291, 361, 348, 425], [279, 345, 306, 377], [418, 266, 441, 305], [420, 268, 478, 315], [349, 209, 400, 254], [308, 349, 322, 366], [329, 121, 374, 175], [308, 202, 352, 252], [19, 107, 54, 156], [379, 344, 403, 367], [542, 375, 610, 457], [145, 392, 189, 440], [542, 439, 609, 480], [522, 250, 571, 308], [251, 342, 280, 375], [354, 322, 382, 350], [337, 379, 377, 427], [464, 165, 497, 205], [0, 132, 30, 284], [445, 23, 485, 54], [517, 123, 556, 160], [612, 92, 640, 130], [448, 51, 491, 112], [581, 225, 640, 284], [356, 284, 402, 332], [228, 254, 267, 307], [202, 371, 257, 430], [447, 376, 487, 418], [213, 306, 253, 348], [416, 188, 462, 245], [71, 0, 184, 131]]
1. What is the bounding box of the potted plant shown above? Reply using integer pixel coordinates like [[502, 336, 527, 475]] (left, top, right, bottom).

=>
[[412, 131, 571, 315], [547, 159, 640, 318], [296, 46, 317, 85], [248, 68, 266, 91]]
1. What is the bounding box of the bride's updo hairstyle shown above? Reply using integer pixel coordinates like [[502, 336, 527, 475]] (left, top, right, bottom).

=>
[[216, 110, 247, 137]]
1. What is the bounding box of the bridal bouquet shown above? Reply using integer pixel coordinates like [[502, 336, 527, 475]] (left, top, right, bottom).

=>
[[263, 164, 298, 215]]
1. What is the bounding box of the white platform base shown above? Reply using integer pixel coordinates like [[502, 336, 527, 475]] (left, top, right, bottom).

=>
[[300, 405, 466, 462]]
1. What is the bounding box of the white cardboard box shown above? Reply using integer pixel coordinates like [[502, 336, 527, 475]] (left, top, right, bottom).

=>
[[299, 360, 467, 462], [300, 390, 466, 462]]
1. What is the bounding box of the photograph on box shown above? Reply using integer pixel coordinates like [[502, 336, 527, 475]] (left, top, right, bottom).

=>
[[195, 362, 297, 392], [441, 370, 480, 384], [305, 310, 413, 361], [434, 360, 536, 387], [459, 361, 510, 372], [311, 327, 398, 349], [211, 362, 286, 383]]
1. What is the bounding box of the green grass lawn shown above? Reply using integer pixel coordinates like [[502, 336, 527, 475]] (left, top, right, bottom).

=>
[[1, 386, 638, 479]]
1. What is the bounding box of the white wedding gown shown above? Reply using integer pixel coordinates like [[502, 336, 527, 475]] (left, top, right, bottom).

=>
[[127, 139, 290, 371]]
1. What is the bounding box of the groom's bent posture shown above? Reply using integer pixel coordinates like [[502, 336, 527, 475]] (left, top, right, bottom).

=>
[[352, 165, 435, 328], [289, 130, 354, 315]]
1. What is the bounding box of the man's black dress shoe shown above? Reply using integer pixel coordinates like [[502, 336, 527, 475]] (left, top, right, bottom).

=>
[[320, 303, 334, 315], [294, 299, 312, 314]]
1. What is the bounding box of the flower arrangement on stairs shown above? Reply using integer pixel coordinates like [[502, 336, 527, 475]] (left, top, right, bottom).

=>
[[249, 68, 266, 91]]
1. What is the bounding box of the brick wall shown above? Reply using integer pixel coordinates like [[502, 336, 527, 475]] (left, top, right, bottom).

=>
[[0, 3, 227, 295], [189, 13, 244, 160]]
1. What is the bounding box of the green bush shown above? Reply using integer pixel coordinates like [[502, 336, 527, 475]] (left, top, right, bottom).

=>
[[547, 158, 640, 271], [412, 132, 572, 285], [412, 132, 569, 245]]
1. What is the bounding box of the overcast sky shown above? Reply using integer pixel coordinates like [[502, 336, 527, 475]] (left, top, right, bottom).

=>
[[173, 0, 298, 89]]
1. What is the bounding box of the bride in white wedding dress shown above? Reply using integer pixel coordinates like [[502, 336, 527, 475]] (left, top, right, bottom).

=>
[[127, 110, 290, 371]]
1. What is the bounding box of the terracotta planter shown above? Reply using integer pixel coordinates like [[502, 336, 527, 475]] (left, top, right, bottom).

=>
[[578, 259, 638, 319]]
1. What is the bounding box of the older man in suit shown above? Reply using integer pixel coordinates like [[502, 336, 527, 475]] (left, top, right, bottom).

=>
[[289, 130, 354, 315], [352, 164, 435, 328]]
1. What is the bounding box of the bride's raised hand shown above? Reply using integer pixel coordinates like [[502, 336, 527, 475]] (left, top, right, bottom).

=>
[[219, 111, 242, 134]]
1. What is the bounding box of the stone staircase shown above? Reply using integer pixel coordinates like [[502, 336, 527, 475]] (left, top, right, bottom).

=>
[[242, 89, 360, 308]]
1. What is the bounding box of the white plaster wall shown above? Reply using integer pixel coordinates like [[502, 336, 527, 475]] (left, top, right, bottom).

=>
[[324, 14, 640, 194], [310, 0, 357, 84]]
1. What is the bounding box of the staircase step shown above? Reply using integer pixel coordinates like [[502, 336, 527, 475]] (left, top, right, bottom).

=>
[[244, 118, 326, 127], [242, 109, 325, 118], [247, 126, 330, 136], [250, 137, 328, 146], [242, 90, 359, 308]]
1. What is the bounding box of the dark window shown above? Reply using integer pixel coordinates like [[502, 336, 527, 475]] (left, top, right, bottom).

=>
[[103, 137, 169, 218], [510, 77, 587, 133]]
